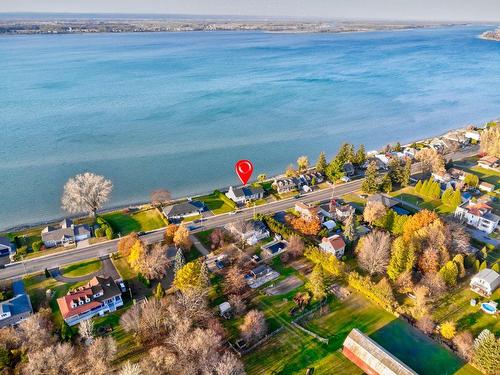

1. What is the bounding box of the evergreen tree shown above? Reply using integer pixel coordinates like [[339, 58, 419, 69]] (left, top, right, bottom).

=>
[[344, 212, 356, 242], [441, 187, 453, 206], [439, 261, 459, 287], [60, 321, 73, 341], [316, 151, 327, 174], [394, 142, 402, 152], [492, 263, 500, 272], [337, 143, 355, 164], [401, 158, 411, 187], [174, 248, 186, 275], [450, 189, 462, 209], [474, 259, 481, 273], [45, 268, 50, 279], [361, 161, 379, 194], [306, 264, 327, 300], [155, 282, 165, 299], [355, 144, 367, 165], [388, 159, 403, 184], [479, 260, 487, 271], [380, 174, 393, 193], [200, 261, 210, 287], [415, 180, 423, 193], [472, 329, 500, 375], [387, 237, 411, 281], [431, 181, 442, 199], [453, 254, 466, 279], [420, 180, 429, 196], [325, 157, 345, 182]]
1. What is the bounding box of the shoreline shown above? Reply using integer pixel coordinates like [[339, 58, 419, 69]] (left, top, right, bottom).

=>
[[479, 29, 500, 41], [1, 119, 493, 234]]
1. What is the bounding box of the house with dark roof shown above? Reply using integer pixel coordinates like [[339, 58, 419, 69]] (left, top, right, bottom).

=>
[[225, 220, 270, 245], [0, 280, 33, 328], [0, 237, 14, 257], [343, 329, 417, 375], [57, 275, 123, 326], [41, 219, 91, 248], [226, 185, 264, 204], [272, 177, 300, 194], [162, 201, 204, 221], [367, 194, 399, 209]]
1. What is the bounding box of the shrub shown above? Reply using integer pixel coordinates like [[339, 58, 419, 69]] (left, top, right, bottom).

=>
[[95, 227, 106, 238], [31, 240, 44, 252], [137, 273, 151, 287], [105, 227, 114, 240], [304, 246, 345, 277], [440, 321, 456, 340], [347, 271, 396, 312]]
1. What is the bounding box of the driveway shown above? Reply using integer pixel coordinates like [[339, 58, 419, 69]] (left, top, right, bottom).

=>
[[49, 256, 120, 283], [467, 228, 499, 248]]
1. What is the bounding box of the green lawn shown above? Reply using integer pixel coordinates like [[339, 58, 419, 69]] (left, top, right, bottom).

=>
[[61, 258, 102, 278], [112, 255, 137, 281], [182, 214, 202, 223], [244, 290, 478, 375], [467, 166, 499, 187], [197, 192, 235, 215], [433, 281, 500, 337], [195, 229, 214, 249], [390, 186, 457, 214], [103, 208, 166, 236]]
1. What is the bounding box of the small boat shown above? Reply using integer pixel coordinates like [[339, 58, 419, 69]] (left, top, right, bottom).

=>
[[481, 301, 498, 315]]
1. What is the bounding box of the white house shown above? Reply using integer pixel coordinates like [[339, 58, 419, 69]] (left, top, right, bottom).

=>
[[225, 220, 269, 245], [272, 178, 300, 194], [454, 201, 499, 234], [226, 185, 264, 204], [162, 201, 204, 220], [0, 237, 13, 257], [470, 268, 500, 296], [478, 181, 495, 193], [319, 235, 346, 259], [465, 130, 481, 142], [41, 219, 91, 248]]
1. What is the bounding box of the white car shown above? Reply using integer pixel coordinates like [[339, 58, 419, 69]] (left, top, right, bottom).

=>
[[340, 176, 351, 182]]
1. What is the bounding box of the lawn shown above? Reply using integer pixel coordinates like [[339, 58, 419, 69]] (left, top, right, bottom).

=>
[[244, 291, 479, 375], [112, 255, 137, 281], [455, 165, 500, 187], [390, 186, 456, 214], [433, 281, 500, 337], [103, 208, 166, 236], [61, 258, 102, 278], [197, 192, 235, 215], [195, 229, 214, 249]]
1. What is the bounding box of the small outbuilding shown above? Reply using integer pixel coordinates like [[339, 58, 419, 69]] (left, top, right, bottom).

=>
[[219, 302, 232, 318], [470, 268, 500, 296]]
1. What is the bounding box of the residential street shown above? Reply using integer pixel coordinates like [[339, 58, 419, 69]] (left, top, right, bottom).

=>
[[0, 146, 479, 281]]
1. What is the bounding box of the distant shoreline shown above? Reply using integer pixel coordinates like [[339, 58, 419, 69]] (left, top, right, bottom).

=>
[[0, 18, 468, 36], [479, 29, 500, 41]]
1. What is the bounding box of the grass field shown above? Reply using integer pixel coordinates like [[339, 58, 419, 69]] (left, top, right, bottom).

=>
[[103, 208, 166, 236], [61, 258, 102, 277], [390, 186, 457, 214], [197, 192, 235, 215], [244, 290, 479, 375], [195, 229, 214, 249], [433, 282, 500, 337]]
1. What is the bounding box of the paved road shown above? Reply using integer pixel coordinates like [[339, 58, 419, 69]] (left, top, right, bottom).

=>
[[0, 146, 478, 281]]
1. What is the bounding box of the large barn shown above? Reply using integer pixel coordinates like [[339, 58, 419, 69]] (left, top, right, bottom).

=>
[[342, 329, 417, 375]]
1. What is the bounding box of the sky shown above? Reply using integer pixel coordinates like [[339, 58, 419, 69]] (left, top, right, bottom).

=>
[[1, 0, 500, 22]]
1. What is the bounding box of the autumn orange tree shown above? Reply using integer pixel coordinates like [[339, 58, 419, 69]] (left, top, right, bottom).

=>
[[402, 210, 439, 242], [289, 216, 321, 236], [164, 224, 179, 245]]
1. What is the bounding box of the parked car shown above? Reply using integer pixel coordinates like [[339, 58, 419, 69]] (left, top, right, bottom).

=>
[[340, 176, 351, 182], [215, 260, 225, 269], [252, 254, 261, 263], [294, 194, 301, 199]]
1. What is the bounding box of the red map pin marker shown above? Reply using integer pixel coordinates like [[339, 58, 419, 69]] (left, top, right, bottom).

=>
[[235, 160, 253, 185]]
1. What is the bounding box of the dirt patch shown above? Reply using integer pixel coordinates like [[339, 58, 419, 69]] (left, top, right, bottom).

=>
[[265, 276, 303, 296]]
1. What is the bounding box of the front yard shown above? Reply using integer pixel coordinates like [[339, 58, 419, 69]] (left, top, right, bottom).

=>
[[197, 191, 236, 215], [103, 208, 167, 236], [390, 186, 456, 214], [61, 258, 102, 278]]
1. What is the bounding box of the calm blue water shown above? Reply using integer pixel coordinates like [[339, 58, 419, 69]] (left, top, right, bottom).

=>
[[1, 26, 500, 230]]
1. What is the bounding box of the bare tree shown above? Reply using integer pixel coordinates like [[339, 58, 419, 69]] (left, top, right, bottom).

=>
[[357, 230, 391, 275], [151, 189, 171, 207], [215, 352, 246, 375], [363, 201, 387, 225], [416, 148, 445, 174], [117, 232, 139, 257], [224, 266, 247, 295], [240, 309, 267, 344], [420, 273, 446, 298], [24, 343, 81, 375], [18, 309, 55, 351], [120, 361, 142, 375], [453, 331, 474, 361], [412, 285, 429, 318], [79, 319, 94, 343], [416, 315, 435, 335], [141, 346, 177, 374], [287, 235, 305, 258], [61, 172, 113, 217], [229, 219, 250, 249], [86, 337, 117, 375], [173, 225, 192, 250], [120, 298, 169, 343], [228, 294, 247, 316], [134, 243, 170, 281], [445, 218, 471, 254]]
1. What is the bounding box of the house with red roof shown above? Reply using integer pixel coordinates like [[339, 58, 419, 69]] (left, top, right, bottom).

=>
[[455, 201, 499, 234], [319, 234, 346, 259], [57, 276, 123, 326]]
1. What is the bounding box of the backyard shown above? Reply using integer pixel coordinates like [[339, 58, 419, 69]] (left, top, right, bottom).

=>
[[390, 186, 456, 214], [197, 191, 236, 215], [103, 208, 167, 236]]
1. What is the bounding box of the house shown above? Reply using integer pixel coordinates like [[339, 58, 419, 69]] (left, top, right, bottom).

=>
[[432, 172, 452, 183], [343, 162, 355, 177], [455, 201, 500, 234], [261, 239, 288, 259], [272, 177, 300, 194], [402, 147, 417, 159], [329, 199, 355, 221], [477, 155, 499, 170], [465, 130, 481, 142], [322, 220, 337, 231], [56, 275, 124, 326], [299, 171, 324, 187], [295, 202, 320, 221], [319, 235, 346, 259], [219, 302, 232, 318], [447, 167, 466, 181], [162, 201, 204, 220], [443, 130, 468, 147], [363, 157, 388, 171], [0, 237, 13, 257], [470, 268, 500, 296], [0, 280, 33, 328], [367, 194, 399, 209], [226, 185, 264, 204], [374, 154, 390, 167], [246, 265, 280, 289], [343, 329, 417, 375], [225, 220, 270, 245], [41, 219, 91, 248], [479, 181, 495, 193], [249, 264, 271, 279]]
